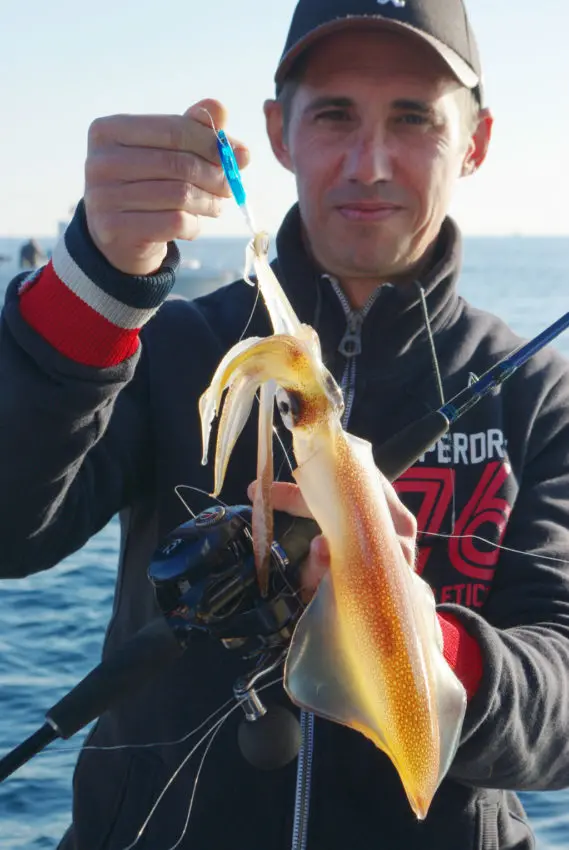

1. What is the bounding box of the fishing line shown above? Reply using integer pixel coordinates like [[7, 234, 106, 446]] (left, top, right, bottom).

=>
[[421, 530, 569, 566], [238, 282, 262, 343], [199, 107, 220, 139], [173, 485, 197, 518], [272, 423, 295, 476], [165, 721, 221, 850], [118, 709, 233, 850], [35, 677, 283, 763], [117, 676, 284, 850], [52, 695, 235, 755], [172, 484, 232, 515]]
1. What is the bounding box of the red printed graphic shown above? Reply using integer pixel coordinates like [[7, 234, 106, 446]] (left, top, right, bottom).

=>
[[438, 583, 488, 608], [448, 460, 512, 581], [394, 461, 512, 581], [394, 468, 454, 575]]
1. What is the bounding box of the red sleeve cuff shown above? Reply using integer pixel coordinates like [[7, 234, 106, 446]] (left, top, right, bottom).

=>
[[437, 612, 483, 700], [19, 263, 140, 367], [17, 203, 178, 368]]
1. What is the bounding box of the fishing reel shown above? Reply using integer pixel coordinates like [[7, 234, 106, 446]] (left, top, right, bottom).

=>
[[0, 506, 317, 784], [148, 505, 320, 769]]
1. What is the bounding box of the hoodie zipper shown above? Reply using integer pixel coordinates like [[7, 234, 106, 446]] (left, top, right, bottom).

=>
[[290, 711, 314, 850], [289, 279, 384, 850], [329, 278, 385, 427]]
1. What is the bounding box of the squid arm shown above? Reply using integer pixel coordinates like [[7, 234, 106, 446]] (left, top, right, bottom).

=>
[[203, 231, 316, 594], [252, 380, 276, 597], [244, 232, 303, 337], [199, 334, 301, 496]]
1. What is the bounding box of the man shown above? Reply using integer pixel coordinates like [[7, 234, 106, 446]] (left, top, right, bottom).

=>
[[18, 238, 47, 270], [2, 1, 569, 848]]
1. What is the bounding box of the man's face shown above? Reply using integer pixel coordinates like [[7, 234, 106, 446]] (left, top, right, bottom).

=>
[[266, 29, 485, 282]]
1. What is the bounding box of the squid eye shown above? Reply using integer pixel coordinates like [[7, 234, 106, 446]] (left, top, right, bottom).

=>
[[276, 388, 302, 430]]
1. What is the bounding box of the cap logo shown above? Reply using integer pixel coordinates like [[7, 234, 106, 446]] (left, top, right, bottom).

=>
[[376, 0, 406, 6]]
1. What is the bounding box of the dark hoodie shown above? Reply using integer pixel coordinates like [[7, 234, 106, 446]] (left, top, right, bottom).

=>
[[2, 203, 569, 850]]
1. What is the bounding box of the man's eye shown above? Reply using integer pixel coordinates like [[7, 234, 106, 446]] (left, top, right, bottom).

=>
[[315, 109, 351, 122], [396, 113, 429, 126]]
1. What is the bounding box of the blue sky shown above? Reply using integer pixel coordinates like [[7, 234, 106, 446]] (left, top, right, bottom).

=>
[[2, 0, 568, 237]]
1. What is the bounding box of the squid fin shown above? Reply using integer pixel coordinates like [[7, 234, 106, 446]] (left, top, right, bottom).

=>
[[285, 552, 466, 812], [284, 572, 392, 758], [408, 568, 467, 787]]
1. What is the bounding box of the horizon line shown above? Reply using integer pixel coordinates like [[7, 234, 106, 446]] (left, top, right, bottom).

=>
[[2, 231, 569, 241]]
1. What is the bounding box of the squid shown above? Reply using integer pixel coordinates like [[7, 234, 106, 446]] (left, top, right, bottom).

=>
[[199, 235, 466, 819]]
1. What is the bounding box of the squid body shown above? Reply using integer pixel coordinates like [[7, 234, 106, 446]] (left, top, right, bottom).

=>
[[199, 235, 466, 819]]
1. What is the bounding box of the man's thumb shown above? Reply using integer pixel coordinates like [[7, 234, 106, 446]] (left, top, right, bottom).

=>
[[310, 534, 330, 564]]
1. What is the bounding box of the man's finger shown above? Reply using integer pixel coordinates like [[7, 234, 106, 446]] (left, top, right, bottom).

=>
[[88, 114, 216, 161], [299, 534, 330, 603], [87, 180, 222, 218], [87, 147, 235, 194], [247, 480, 313, 519], [310, 534, 330, 563], [93, 209, 201, 247], [88, 112, 249, 169], [380, 473, 418, 541]]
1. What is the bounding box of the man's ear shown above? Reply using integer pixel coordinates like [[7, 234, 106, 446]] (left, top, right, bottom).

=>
[[462, 107, 493, 177], [264, 99, 294, 172]]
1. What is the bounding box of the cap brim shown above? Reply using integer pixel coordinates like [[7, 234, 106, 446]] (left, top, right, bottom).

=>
[[275, 16, 479, 91]]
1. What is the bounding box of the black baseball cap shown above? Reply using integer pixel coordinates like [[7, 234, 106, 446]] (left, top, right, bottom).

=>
[[275, 0, 483, 101]]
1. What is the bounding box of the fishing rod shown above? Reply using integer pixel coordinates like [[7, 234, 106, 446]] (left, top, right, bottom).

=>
[[375, 310, 569, 481]]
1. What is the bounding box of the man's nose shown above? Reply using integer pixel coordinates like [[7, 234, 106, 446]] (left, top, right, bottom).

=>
[[343, 130, 394, 184]]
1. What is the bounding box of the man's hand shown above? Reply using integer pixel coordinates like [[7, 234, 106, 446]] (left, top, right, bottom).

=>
[[84, 98, 250, 276], [247, 479, 418, 603]]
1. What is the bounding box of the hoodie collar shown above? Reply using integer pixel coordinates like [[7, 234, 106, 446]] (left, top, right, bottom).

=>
[[274, 203, 464, 373]]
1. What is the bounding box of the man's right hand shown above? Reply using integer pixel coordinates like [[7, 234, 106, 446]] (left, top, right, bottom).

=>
[[84, 98, 250, 276]]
